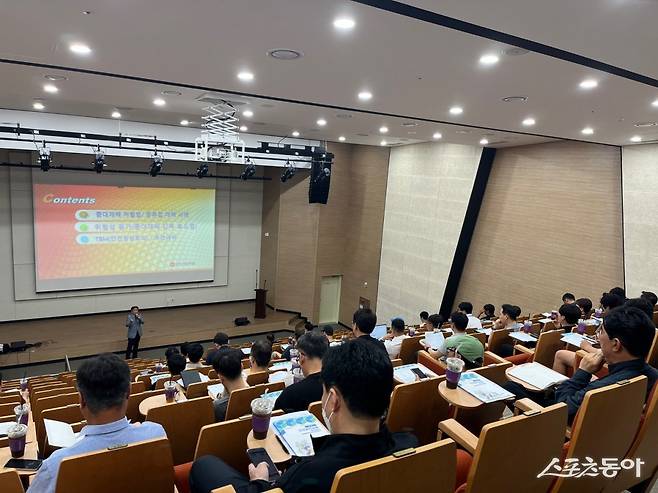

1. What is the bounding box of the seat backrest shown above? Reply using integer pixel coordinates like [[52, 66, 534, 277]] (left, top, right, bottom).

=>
[[55, 438, 173, 493], [604, 382, 658, 492], [246, 371, 270, 386], [0, 402, 18, 416], [0, 470, 23, 493], [466, 403, 568, 493], [470, 332, 487, 347], [0, 394, 21, 406], [386, 376, 450, 445], [34, 392, 80, 451], [126, 389, 165, 423], [486, 329, 513, 355], [647, 330, 658, 368], [417, 350, 445, 376], [308, 401, 322, 422], [42, 404, 86, 457], [552, 376, 647, 493], [33, 386, 76, 401], [398, 336, 424, 365], [146, 396, 215, 465], [330, 439, 456, 493], [130, 381, 146, 394], [225, 382, 285, 420], [186, 379, 222, 399], [532, 329, 565, 368]]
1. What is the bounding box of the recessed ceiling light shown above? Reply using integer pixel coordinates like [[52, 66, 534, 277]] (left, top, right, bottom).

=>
[[379, 126, 388, 134], [522, 117, 536, 126], [242, 109, 254, 118], [111, 110, 121, 119], [449, 106, 464, 115], [635, 121, 658, 127], [652, 99, 658, 107], [333, 17, 356, 30], [480, 138, 489, 145], [33, 101, 45, 110], [630, 135, 642, 142], [240, 125, 248, 132], [339, 136, 346, 142], [44, 74, 67, 81], [180, 119, 190, 126], [380, 140, 388, 146], [161, 90, 182, 96], [433, 132, 442, 140], [43, 84, 58, 94], [82, 10, 92, 15], [358, 91, 372, 101], [501, 96, 528, 103], [69, 42, 91, 55], [237, 71, 254, 82], [153, 98, 166, 106], [268, 49, 303, 60], [316, 118, 327, 126], [579, 79, 598, 89], [291, 130, 300, 137], [479, 53, 500, 65], [581, 127, 594, 135]]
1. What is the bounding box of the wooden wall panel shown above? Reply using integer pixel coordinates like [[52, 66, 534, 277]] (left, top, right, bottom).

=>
[[454, 141, 623, 316], [259, 167, 280, 306]]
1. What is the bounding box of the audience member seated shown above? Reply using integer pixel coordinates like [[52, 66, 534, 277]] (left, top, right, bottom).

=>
[[557, 303, 581, 330], [274, 332, 329, 413], [205, 332, 230, 365], [562, 292, 576, 304], [164, 346, 180, 361], [27, 354, 166, 493], [427, 313, 444, 331], [493, 304, 522, 331], [189, 338, 417, 493], [321, 325, 334, 343], [246, 340, 272, 374], [575, 298, 593, 319], [180, 342, 190, 360], [352, 308, 387, 353], [424, 312, 484, 368], [478, 303, 496, 321], [186, 343, 205, 370], [641, 291, 657, 311], [167, 353, 187, 381], [457, 301, 482, 329], [506, 306, 658, 423], [600, 292, 625, 316], [304, 322, 315, 333], [382, 318, 409, 359], [419, 311, 430, 329], [609, 286, 627, 301], [624, 297, 654, 319], [282, 326, 305, 361], [212, 348, 248, 422]]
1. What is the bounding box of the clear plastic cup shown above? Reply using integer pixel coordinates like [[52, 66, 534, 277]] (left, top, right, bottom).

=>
[[251, 397, 275, 440], [20, 378, 28, 391], [14, 404, 29, 425], [164, 381, 178, 403], [8, 423, 27, 458], [445, 358, 465, 389]]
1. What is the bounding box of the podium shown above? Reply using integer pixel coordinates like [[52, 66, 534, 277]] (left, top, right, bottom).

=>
[[255, 289, 268, 319]]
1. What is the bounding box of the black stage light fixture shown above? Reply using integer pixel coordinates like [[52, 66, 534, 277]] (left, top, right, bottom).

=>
[[149, 153, 164, 177], [308, 149, 333, 204], [38, 144, 51, 172], [93, 148, 106, 173], [196, 162, 209, 178], [240, 157, 256, 180], [280, 159, 296, 183]]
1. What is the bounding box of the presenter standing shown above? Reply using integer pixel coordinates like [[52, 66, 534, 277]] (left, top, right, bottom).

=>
[[125, 306, 144, 359]]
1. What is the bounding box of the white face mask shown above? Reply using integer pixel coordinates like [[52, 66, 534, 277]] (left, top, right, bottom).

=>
[[322, 393, 334, 433]]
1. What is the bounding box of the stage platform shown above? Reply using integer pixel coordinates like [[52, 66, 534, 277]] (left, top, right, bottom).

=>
[[0, 301, 298, 368]]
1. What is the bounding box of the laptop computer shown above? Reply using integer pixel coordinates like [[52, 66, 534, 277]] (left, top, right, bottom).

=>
[[370, 324, 388, 340]]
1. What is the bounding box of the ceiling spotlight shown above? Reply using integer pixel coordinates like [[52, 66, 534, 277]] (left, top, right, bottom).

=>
[[33, 101, 45, 110], [358, 91, 373, 101], [237, 71, 254, 82], [242, 109, 254, 117], [268, 49, 303, 60], [379, 126, 389, 134], [43, 84, 58, 94], [579, 79, 598, 89], [380, 140, 388, 146], [93, 148, 106, 173], [239, 125, 248, 132], [161, 90, 182, 96], [69, 43, 91, 55], [449, 106, 464, 115], [630, 135, 642, 142], [333, 17, 356, 30], [240, 157, 256, 180], [196, 162, 209, 179], [338, 136, 346, 142], [522, 117, 536, 126], [180, 119, 189, 126], [111, 110, 121, 119], [581, 127, 594, 135], [153, 98, 166, 106], [280, 160, 296, 183], [149, 153, 164, 177], [44, 74, 67, 81], [317, 118, 327, 126], [433, 132, 442, 140], [479, 53, 500, 65], [479, 138, 489, 145], [38, 143, 51, 172], [291, 130, 300, 137]]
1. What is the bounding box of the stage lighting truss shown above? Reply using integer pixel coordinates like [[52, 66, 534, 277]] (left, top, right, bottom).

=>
[[194, 101, 246, 165]]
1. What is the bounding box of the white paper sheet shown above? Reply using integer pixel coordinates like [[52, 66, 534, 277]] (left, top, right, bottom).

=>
[[508, 362, 569, 390], [44, 419, 80, 448], [423, 332, 445, 350], [241, 347, 252, 355], [476, 328, 493, 336], [270, 411, 329, 457], [457, 372, 515, 403], [207, 383, 225, 400], [509, 332, 537, 342], [393, 364, 438, 384]]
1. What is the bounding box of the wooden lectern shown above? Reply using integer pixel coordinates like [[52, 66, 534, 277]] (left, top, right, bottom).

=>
[[255, 289, 268, 319]]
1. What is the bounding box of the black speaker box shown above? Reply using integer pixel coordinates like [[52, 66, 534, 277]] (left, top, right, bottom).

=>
[[234, 317, 250, 326]]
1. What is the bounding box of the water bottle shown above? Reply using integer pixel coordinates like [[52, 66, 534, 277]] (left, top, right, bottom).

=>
[[523, 320, 532, 333], [290, 348, 303, 383], [594, 307, 603, 319], [577, 320, 586, 335]]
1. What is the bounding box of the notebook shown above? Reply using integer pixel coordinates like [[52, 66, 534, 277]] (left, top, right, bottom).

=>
[[393, 364, 438, 384], [424, 331, 445, 350], [509, 332, 537, 342], [457, 372, 515, 403], [207, 383, 225, 400], [44, 419, 80, 448], [508, 362, 569, 390], [270, 411, 329, 457]]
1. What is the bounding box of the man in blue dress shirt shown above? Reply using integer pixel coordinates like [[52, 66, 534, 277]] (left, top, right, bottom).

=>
[[28, 353, 166, 493]]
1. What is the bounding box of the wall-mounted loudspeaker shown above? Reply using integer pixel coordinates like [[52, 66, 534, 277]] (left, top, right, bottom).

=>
[[308, 150, 333, 204]]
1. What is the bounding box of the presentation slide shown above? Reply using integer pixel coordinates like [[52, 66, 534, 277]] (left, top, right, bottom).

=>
[[33, 183, 216, 292]]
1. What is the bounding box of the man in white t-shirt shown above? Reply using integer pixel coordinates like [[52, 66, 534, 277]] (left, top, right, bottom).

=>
[[458, 301, 482, 330], [383, 318, 409, 359]]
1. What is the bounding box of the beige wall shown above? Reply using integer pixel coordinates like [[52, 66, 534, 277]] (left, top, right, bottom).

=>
[[455, 141, 624, 316], [377, 142, 482, 322], [622, 143, 658, 297]]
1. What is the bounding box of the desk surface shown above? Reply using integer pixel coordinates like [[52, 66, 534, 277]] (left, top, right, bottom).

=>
[[438, 381, 483, 409], [504, 367, 544, 393], [247, 430, 291, 464], [0, 391, 39, 478], [139, 392, 187, 417]]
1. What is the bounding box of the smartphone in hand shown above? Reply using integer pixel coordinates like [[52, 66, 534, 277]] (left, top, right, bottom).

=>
[[246, 448, 280, 481]]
